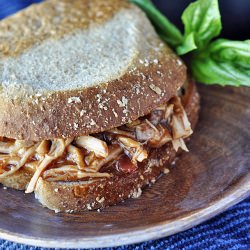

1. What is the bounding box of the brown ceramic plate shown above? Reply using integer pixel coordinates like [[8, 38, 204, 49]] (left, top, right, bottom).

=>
[[0, 84, 249, 248]]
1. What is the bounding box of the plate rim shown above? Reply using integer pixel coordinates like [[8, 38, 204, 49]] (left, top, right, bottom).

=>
[[1, 175, 249, 248]]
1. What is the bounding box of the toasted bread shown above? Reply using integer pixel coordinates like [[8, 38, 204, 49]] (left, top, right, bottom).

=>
[[0, 0, 186, 141]]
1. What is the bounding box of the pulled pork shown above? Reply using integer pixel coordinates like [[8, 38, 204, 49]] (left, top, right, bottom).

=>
[[0, 96, 192, 193]]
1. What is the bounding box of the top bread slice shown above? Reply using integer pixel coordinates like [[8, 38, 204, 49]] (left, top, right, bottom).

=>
[[0, 0, 187, 141]]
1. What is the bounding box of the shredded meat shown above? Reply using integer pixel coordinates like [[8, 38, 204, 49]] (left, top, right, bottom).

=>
[[0, 95, 192, 193]]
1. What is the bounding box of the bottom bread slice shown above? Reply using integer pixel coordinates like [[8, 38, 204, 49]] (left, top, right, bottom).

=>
[[0, 168, 34, 191], [35, 143, 181, 212], [1, 82, 200, 212]]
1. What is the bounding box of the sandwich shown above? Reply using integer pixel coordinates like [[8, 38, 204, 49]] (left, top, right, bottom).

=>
[[0, 0, 200, 212]]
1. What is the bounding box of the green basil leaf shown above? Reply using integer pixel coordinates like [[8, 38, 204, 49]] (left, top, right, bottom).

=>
[[130, 0, 250, 87], [176, 32, 197, 55], [177, 0, 222, 55], [209, 39, 250, 68], [191, 50, 250, 87], [130, 0, 183, 47]]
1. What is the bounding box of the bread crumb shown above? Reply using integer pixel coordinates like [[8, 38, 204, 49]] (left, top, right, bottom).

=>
[[133, 84, 141, 95], [33, 98, 39, 105], [117, 96, 128, 108], [90, 119, 96, 126], [40, 105, 45, 112], [140, 72, 146, 80], [73, 123, 79, 130], [149, 84, 162, 95], [157, 71, 163, 77], [68, 97, 81, 104], [131, 188, 142, 199], [86, 204, 92, 210], [80, 110, 86, 117], [144, 59, 149, 67], [153, 59, 159, 64], [112, 109, 118, 118], [54, 188, 59, 193], [96, 197, 105, 203], [96, 94, 102, 103]]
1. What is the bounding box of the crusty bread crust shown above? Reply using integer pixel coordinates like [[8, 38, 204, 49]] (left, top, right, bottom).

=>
[[0, 81, 199, 212], [0, 59, 186, 141], [0, 0, 186, 141]]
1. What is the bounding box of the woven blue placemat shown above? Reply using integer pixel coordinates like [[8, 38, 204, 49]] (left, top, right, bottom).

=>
[[0, 1, 249, 249]]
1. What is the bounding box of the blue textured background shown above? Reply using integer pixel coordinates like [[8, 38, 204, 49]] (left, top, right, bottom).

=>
[[0, 1, 249, 249]]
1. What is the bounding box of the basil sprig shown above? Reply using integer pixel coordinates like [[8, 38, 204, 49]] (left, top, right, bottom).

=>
[[130, 0, 250, 87], [130, 0, 183, 47], [177, 0, 221, 55], [192, 39, 250, 86]]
